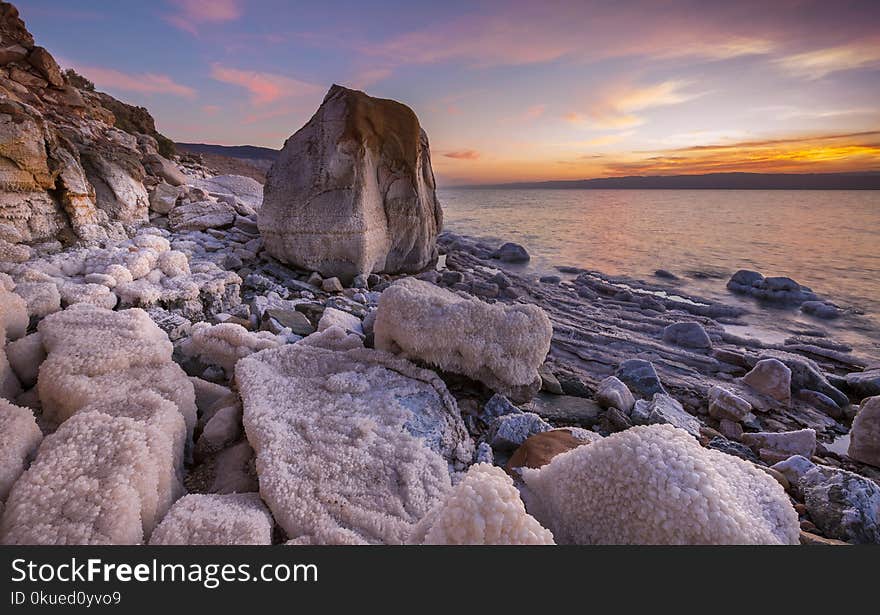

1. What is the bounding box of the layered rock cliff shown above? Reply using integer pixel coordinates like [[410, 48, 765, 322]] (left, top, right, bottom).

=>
[[0, 1, 179, 248]]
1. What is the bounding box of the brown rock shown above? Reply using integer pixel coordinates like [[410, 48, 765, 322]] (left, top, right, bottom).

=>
[[798, 530, 849, 545], [9, 66, 47, 89], [0, 43, 27, 65], [506, 427, 599, 473], [26, 46, 63, 87]]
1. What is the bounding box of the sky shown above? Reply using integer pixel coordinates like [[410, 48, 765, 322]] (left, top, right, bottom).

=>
[[19, 0, 880, 185]]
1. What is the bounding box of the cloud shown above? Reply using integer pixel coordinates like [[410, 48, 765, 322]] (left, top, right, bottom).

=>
[[566, 80, 698, 130], [605, 131, 880, 175], [776, 39, 880, 79], [63, 62, 197, 99], [523, 104, 546, 120], [165, 0, 243, 34], [210, 64, 323, 105], [349, 68, 392, 89], [357, 2, 779, 70], [444, 150, 481, 160]]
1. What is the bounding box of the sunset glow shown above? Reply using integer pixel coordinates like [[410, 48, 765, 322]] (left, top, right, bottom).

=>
[[23, 0, 880, 185]]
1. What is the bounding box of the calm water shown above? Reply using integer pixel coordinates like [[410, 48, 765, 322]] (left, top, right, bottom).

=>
[[439, 189, 880, 353]]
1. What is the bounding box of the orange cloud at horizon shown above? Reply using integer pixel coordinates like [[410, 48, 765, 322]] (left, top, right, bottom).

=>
[[433, 132, 880, 185]]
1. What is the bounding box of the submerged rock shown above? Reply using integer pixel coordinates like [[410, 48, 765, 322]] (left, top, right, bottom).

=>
[[727, 270, 818, 304], [259, 85, 442, 280]]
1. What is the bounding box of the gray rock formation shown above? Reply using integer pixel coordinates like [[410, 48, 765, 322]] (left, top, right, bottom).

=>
[[259, 84, 442, 280]]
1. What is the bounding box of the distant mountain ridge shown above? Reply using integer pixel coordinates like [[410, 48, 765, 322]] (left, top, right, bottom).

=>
[[458, 172, 880, 190], [175, 142, 280, 161]]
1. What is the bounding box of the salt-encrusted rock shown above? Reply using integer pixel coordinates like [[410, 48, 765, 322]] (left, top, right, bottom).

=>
[[259, 85, 442, 280], [506, 427, 601, 472], [317, 307, 363, 335], [799, 466, 880, 544], [0, 399, 41, 501], [146, 307, 191, 341], [741, 429, 816, 464], [182, 322, 283, 375], [36, 304, 196, 439], [595, 376, 635, 413], [235, 330, 473, 544], [1, 412, 161, 545], [845, 368, 880, 400], [196, 404, 241, 456], [662, 321, 712, 349], [4, 332, 44, 388], [148, 493, 273, 545], [630, 393, 701, 437], [708, 386, 752, 421], [485, 412, 552, 451], [521, 424, 800, 544], [168, 200, 236, 231], [210, 441, 258, 495], [0, 288, 28, 341], [742, 358, 791, 403], [848, 396, 880, 468], [409, 464, 554, 545], [14, 281, 61, 318], [616, 359, 666, 399], [374, 278, 552, 402], [77, 392, 186, 523]]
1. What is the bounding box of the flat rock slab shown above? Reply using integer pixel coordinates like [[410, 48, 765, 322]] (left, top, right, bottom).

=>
[[527, 393, 603, 427]]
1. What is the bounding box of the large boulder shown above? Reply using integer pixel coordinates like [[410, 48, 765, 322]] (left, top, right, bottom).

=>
[[259, 85, 442, 280]]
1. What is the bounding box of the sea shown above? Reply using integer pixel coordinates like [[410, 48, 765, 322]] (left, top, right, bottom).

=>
[[438, 189, 880, 357]]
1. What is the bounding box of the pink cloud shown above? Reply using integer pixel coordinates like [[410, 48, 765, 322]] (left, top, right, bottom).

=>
[[523, 104, 546, 120], [64, 62, 197, 99], [444, 150, 481, 160], [165, 0, 242, 34], [210, 64, 323, 106]]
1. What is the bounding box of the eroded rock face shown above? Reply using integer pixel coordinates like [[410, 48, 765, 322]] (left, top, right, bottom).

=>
[[0, 2, 179, 245], [259, 85, 442, 280]]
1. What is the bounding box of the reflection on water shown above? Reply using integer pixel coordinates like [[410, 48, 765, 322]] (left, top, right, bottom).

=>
[[440, 188, 880, 355], [825, 432, 851, 455]]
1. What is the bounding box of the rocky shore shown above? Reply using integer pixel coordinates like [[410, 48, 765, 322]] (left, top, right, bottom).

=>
[[1, 1, 878, 545]]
